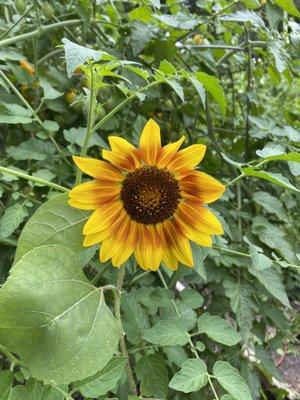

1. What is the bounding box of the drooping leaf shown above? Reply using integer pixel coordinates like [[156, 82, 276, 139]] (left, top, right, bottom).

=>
[[169, 358, 208, 393], [0, 204, 28, 238], [0, 103, 32, 124], [213, 361, 252, 400], [194, 72, 226, 116], [242, 167, 300, 192], [253, 191, 288, 220], [0, 245, 119, 384], [7, 138, 56, 161], [197, 313, 242, 346], [180, 289, 204, 309], [273, 0, 300, 17]]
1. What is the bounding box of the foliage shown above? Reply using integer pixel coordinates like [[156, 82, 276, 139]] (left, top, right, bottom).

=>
[[0, 0, 299, 399]]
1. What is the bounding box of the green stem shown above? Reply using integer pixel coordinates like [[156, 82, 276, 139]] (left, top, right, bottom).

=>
[[130, 270, 151, 285], [0, 19, 82, 47], [90, 262, 111, 285], [37, 48, 64, 66], [51, 384, 73, 400], [207, 374, 220, 400], [227, 172, 245, 186], [113, 267, 138, 395], [75, 63, 96, 185], [0, 344, 28, 368], [0, 69, 71, 166], [0, 166, 68, 192], [0, 5, 34, 40], [212, 245, 300, 270]]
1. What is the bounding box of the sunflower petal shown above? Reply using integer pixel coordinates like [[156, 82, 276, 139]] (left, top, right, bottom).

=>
[[102, 149, 138, 170], [134, 224, 153, 270], [108, 136, 142, 169], [83, 202, 124, 235], [167, 144, 206, 173], [163, 220, 194, 267], [139, 118, 161, 165], [156, 223, 179, 270], [73, 156, 123, 181], [112, 220, 138, 267], [180, 171, 225, 203], [69, 181, 121, 207], [147, 225, 163, 271], [83, 229, 111, 246], [174, 214, 213, 247], [68, 198, 99, 210], [157, 136, 185, 169]]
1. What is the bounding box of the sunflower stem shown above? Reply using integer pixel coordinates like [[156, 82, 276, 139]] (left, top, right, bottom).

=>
[[113, 266, 138, 395]]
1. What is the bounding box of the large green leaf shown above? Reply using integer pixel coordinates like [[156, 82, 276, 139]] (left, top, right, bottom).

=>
[[143, 318, 189, 346], [273, 0, 300, 17], [169, 358, 208, 393], [0, 245, 119, 384], [242, 167, 300, 192], [194, 72, 227, 116], [213, 361, 252, 400], [14, 193, 90, 265], [197, 313, 242, 346]]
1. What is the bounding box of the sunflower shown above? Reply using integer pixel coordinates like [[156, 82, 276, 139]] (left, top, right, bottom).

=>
[[69, 119, 225, 271]]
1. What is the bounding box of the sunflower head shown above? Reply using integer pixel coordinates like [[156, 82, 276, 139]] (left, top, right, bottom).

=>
[[69, 119, 225, 271]]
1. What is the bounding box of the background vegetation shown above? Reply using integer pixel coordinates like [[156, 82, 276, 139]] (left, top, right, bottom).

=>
[[0, 0, 299, 399]]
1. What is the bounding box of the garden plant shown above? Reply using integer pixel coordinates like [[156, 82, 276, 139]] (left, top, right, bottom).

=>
[[0, 0, 299, 399]]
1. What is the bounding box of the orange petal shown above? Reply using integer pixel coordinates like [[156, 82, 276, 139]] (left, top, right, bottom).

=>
[[83, 229, 111, 246], [176, 202, 223, 235], [179, 171, 225, 203], [100, 214, 132, 262], [167, 144, 206, 173], [102, 149, 138, 171], [156, 222, 179, 271], [147, 225, 163, 271], [108, 137, 142, 168], [139, 118, 161, 165], [174, 213, 213, 247], [134, 224, 153, 270], [68, 198, 99, 210], [83, 202, 124, 235], [69, 180, 121, 205], [73, 156, 124, 181], [112, 220, 138, 267], [157, 136, 185, 169]]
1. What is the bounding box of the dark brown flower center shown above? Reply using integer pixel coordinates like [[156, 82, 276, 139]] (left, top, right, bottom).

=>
[[121, 166, 181, 224]]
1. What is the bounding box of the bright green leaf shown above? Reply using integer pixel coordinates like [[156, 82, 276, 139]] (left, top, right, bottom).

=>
[[195, 72, 226, 116], [136, 354, 168, 399], [169, 358, 208, 393], [143, 318, 189, 346], [242, 167, 300, 192]]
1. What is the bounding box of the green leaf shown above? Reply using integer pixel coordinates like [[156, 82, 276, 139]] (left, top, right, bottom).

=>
[[220, 10, 265, 27], [223, 278, 257, 339], [273, 0, 300, 17], [269, 41, 289, 73], [159, 59, 177, 74], [247, 264, 290, 307], [241, 167, 300, 192], [7, 138, 56, 161], [255, 345, 283, 381], [62, 38, 104, 77], [213, 361, 252, 400], [143, 318, 189, 346], [0, 103, 32, 124], [169, 358, 208, 393], [253, 191, 288, 220], [0, 204, 28, 238], [244, 237, 273, 270], [121, 292, 150, 345], [256, 143, 300, 162], [0, 371, 14, 399], [240, 0, 261, 9], [195, 72, 226, 116], [150, 287, 174, 307], [14, 194, 90, 265], [180, 288, 204, 309], [77, 356, 126, 397], [32, 169, 56, 187], [197, 313, 242, 346], [164, 78, 184, 101], [154, 12, 200, 29], [40, 78, 64, 100], [136, 354, 168, 398], [63, 127, 108, 149], [0, 245, 119, 384], [191, 243, 209, 282], [188, 75, 206, 107], [221, 395, 235, 400]]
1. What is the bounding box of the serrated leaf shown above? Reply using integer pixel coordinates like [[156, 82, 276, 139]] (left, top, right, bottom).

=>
[[253, 191, 288, 220], [244, 237, 273, 270], [154, 12, 200, 29], [194, 72, 226, 116], [191, 242, 209, 282], [0, 204, 28, 238], [220, 10, 265, 27], [255, 345, 283, 381], [7, 138, 56, 161], [77, 356, 126, 397], [169, 358, 208, 393], [14, 193, 90, 265], [63, 127, 108, 149], [143, 318, 189, 346], [136, 354, 168, 398], [62, 38, 104, 77], [159, 59, 177, 74], [0, 245, 119, 384], [242, 167, 300, 192], [213, 361, 252, 400], [164, 78, 184, 101], [197, 313, 242, 346], [240, 0, 261, 9], [40, 78, 64, 100], [188, 75, 206, 107]]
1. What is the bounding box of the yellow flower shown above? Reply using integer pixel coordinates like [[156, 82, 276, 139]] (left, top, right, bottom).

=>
[[69, 119, 225, 271]]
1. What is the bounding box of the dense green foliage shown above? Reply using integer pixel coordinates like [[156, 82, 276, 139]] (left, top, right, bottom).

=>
[[0, 0, 299, 399]]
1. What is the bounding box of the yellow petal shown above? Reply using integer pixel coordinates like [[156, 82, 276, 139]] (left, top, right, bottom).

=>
[[177, 202, 223, 235], [157, 136, 185, 169], [102, 149, 137, 171], [139, 118, 161, 165], [69, 180, 121, 206], [112, 220, 138, 267], [174, 215, 213, 247], [163, 220, 194, 267], [68, 198, 99, 210], [180, 171, 225, 203], [73, 156, 123, 181], [134, 224, 153, 270], [100, 214, 131, 262], [83, 229, 111, 246], [156, 223, 179, 271], [167, 144, 206, 173], [147, 225, 163, 271], [108, 136, 142, 169], [83, 202, 124, 235]]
